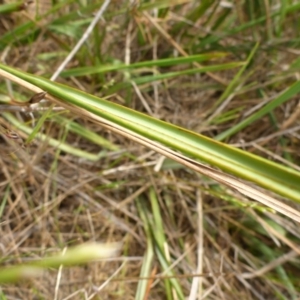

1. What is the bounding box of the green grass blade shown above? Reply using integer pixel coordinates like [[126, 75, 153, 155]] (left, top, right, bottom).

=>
[[213, 42, 259, 108], [0, 1, 24, 14], [3, 112, 104, 161], [0, 242, 120, 283], [60, 53, 228, 77], [54, 115, 119, 151], [215, 80, 300, 141], [135, 198, 155, 300], [25, 105, 54, 144]]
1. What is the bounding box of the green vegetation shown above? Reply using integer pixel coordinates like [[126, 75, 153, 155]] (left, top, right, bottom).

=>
[[0, 0, 300, 299]]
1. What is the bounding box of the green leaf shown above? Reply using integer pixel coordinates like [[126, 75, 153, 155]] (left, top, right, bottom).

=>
[[1, 64, 300, 202]]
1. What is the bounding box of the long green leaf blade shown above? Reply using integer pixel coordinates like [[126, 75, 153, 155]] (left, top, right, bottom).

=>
[[1, 64, 300, 202]]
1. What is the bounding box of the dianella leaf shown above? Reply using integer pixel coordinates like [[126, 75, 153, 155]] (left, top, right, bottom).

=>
[[0, 63, 300, 202]]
